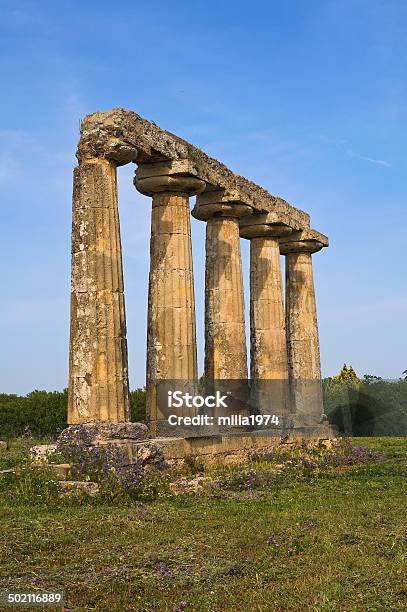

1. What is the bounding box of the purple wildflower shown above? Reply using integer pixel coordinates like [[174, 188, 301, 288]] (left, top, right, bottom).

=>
[[266, 537, 280, 547], [299, 521, 317, 532], [301, 457, 318, 469], [341, 445, 386, 465], [155, 562, 171, 577]]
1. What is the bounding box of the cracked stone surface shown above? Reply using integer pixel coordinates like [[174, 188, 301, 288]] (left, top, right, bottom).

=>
[[249, 235, 290, 416], [285, 247, 324, 424], [204, 216, 248, 381], [58, 422, 150, 445], [68, 158, 130, 423], [77, 108, 310, 230]]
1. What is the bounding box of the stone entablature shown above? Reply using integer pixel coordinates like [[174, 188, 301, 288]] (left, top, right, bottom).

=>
[[77, 108, 309, 230]]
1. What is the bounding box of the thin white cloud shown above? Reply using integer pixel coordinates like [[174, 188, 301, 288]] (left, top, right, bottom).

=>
[[320, 138, 391, 168], [355, 154, 390, 167], [347, 149, 390, 167]]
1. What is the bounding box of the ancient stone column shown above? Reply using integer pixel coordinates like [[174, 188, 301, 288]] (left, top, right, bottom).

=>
[[68, 157, 130, 424], [280, 234, 326, 426], [135, 162, 205, 435], [192, 192, 252, 418], [240, 222, 292, 418]]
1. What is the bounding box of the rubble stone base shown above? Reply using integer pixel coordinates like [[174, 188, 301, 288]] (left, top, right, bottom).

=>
[[130, 425, 337, 467], [55, 422, 336, 470]]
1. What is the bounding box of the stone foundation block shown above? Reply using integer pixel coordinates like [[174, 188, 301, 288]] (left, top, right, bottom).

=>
[[129, 427, 337, 467], [57, 422, 150, 447]]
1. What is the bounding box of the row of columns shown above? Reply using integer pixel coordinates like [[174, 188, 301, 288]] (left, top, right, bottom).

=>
[[68, 160, 325, 430]]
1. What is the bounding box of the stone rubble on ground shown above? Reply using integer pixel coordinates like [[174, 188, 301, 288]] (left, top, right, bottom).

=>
[[30, 444, 57, 462], [57, 481, 99, 497], [49, 463, 71, 480], [169, 476, 217, 495]]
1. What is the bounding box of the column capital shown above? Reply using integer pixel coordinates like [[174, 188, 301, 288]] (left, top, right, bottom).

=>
[[77, 136, 138, 166], [240, 222, 292, 240], [280, 228, 329, 255], [134, 160, 206, 196], [192, 189, 252, 220]]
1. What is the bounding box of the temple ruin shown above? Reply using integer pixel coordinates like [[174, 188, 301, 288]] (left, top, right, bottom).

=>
[[67, 108, 333, 457]]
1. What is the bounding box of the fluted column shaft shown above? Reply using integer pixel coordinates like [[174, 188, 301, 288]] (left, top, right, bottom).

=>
[[68, 158, 130, 423], [135, 165, 205, 434], [284, 245, 323, 424], [239, 222, 292, 417], [205, 216, 248, 381], [192, 198, 252, 422], [250, 236, 289, 414], [147, 191, 197, 382]]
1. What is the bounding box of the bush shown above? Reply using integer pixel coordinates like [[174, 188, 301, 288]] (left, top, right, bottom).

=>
[[130, 388, 146, 422], [323, 377, 407, 436], [0, 388, 146, 439], [0, 390, 68, 439]]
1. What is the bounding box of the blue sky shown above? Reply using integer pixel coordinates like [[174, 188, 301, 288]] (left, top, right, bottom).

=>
[[1, 0, 406, 393]]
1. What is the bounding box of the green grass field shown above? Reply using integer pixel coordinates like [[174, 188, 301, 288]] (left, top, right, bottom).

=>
[[0, 438, 406, 611]]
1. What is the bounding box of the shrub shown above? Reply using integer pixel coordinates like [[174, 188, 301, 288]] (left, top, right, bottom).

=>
[[0, 390, 68, 439], [0, 388, 146, 439], [130, 388, 146, 421], [323, 377, 407, 436]]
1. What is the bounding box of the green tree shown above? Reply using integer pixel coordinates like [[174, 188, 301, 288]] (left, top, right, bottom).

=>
[[333, 364, 359, 383], [130, 388, 146, 421]]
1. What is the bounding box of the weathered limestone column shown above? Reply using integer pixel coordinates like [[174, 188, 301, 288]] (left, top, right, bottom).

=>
[[240, 221, 292, 417], [192, 192, 251, 419], [193, 193, 251, 382], [68, 156, 131, 424], [280, 231, 328, 426], [135, 162, 205, 435]]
